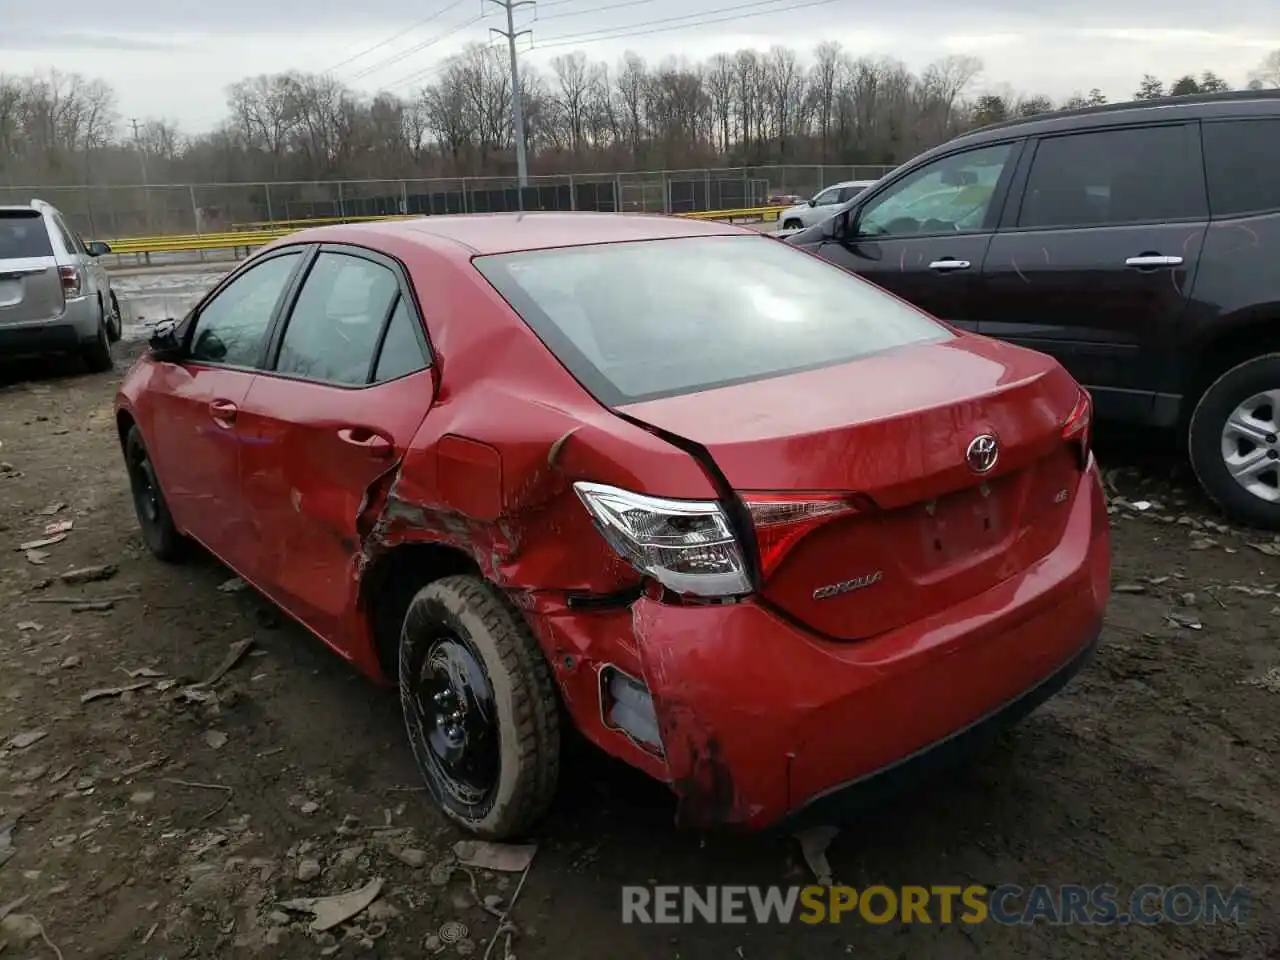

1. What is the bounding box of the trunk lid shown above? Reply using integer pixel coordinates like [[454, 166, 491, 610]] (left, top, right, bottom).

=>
[[0, 210, 63, 327], [618, 336, 1087, 640]]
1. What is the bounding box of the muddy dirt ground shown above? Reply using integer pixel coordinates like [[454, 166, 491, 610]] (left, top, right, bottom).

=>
[[1, 287, 1279, 958]]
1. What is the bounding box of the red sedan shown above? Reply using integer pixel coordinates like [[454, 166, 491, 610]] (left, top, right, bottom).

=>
[[114, 213, 1110, 839]]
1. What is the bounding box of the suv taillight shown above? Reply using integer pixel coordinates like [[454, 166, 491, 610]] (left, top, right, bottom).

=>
[[58, 265, 82, 298], [1062, 388, 1092, 468]]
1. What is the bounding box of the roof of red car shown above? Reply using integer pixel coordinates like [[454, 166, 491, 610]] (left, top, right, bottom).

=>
[[288, 211, 752, 256]]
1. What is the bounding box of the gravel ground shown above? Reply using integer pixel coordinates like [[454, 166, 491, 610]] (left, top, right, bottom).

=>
[[0, 303, 1277, 958]]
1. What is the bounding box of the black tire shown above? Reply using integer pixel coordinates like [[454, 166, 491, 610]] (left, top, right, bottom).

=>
[[399, 575, 560, 839], [782, 218, 803, 230], [1189, 353, 1280, 529], [123, 425, 186, 561], [107, 291, 123, 343], [82, 301, 113, 372]]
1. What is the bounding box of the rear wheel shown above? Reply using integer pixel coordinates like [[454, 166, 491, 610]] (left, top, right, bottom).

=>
[[82, 302, 113, 373], [782, 218, 803, 230], [124, 425, 185, 561], [399, 575, 560, 839], [106, 291, 123, 343], [1189, 353, 1280, 529]]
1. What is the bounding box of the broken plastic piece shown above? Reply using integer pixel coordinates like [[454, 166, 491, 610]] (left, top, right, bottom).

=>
[[453, 840, 537, 873], [280, 877, 385, 932]]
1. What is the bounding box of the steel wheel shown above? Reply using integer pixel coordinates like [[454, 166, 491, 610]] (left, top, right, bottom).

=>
[[407, 631, 501, 808]]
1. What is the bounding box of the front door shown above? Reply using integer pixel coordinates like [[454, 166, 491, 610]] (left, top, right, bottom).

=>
[[234, 247, 435, 647], [811, 140, 1023, 332], [144, 249, 305, 565], [978, 123, 1208, 424]]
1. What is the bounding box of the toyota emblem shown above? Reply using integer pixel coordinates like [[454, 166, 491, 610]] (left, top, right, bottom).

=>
[[966, 434, 999, 474]]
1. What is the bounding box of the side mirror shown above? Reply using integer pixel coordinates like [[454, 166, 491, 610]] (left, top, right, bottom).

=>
[[85, 240, 112, 257], [148, 318, 183, 361], [807, 198, 817, 207]]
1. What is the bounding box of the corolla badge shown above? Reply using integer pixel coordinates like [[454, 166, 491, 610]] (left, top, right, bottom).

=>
[[813, 570, 883, 601], [966, 434, 999, 474]]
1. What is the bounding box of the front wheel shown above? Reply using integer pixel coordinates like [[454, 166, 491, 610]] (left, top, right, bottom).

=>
[[107, 291, 123, 343], [1189, 353, 1280, 529], [782, 218, 803, 230], [399, 575, 560, 839]]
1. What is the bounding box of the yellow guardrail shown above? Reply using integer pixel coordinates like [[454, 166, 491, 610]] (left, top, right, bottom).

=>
[[103, 205, 791, 258]]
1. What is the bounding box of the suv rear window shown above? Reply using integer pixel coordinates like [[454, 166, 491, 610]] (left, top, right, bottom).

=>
[[474, 234, 951, 405], [1203, 118, 1280, 218], [0, 211, 54, 259]]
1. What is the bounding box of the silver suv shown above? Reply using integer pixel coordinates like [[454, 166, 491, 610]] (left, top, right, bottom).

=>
[[0, 199, 121, 371]]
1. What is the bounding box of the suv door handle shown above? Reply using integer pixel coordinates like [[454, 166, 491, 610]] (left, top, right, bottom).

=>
[[928, 259, 971, 271], [209, 399, 238, 426], [1125, 255, 1183, 268], [337, 427, 393, 457]]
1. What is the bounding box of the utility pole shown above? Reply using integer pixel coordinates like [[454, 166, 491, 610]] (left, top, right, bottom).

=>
[[488, 0, 533, 209], [130, 119, 153, 231]]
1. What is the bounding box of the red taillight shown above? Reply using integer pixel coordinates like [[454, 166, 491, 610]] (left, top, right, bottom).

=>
[[58, 265, 82, 298], [744, 493, 868, 578], [1062, 388, 1092, 467]]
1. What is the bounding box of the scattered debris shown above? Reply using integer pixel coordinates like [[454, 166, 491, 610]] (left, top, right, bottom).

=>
[[1249, 542, 1280, 557], [1166, 612, 1203, 631], [59, 564, 117, 585], [36, 502, 67, 516], [0, 911, 64, 960], [191, 638, 256, 689], [43, 519, 73, 536], [17, 621, 42, 632], [453, 840, 538, 873], [71, 600, 115, 613], [394, 847, 429, 868], [480, 850, 537, 960], [29, 594, 134, 605], [130, 790, 155, 805], [81, 681, 153, 704], [1243, 667, 1280, 694], [18, 534, 67, 551], [794, 826, 839, 886], [217, 577, 249, 593], [1113, 583, 1147, 595], [7, 730, 48, 750], [279, 877, 385, 932], [205, 730, 229, 750], [297, 859, 322, 882], [124, 666, 165, 679], [299, 801, 320, 816], [163, 778, 234, 821], [25, 549, 50, 565]]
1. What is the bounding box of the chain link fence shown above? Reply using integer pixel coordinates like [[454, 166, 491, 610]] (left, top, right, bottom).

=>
[[0, 165, 898, 239]]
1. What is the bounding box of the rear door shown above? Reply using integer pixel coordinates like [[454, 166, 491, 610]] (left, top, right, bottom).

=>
[[234, 245, 435, 645], [0, 210, 63, 330], [144, 249, 306, 566], [812, 140, 1023, 332], [978, 122, 1208, 424]]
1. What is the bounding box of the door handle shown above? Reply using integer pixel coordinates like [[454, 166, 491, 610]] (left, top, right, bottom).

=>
[[209, 399, 238, 425], [1125, 255, 1183, 268], [338, 427, 393, 457], [928, 259, 971, 271]]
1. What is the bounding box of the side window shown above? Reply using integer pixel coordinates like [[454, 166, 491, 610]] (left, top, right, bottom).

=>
[[1203, 119, 1280, 218], [373, 298, 428, 382], [857, 142, 1015, 237], [276, 252, 400, 386], [1018, 125, 1206, 229], [190, 252, 301, 367], [812, 187, 843, 207]]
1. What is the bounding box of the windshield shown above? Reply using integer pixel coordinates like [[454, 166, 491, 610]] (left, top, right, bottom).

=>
[[473, 235, 951, 405], [0, 212, 54, 260]]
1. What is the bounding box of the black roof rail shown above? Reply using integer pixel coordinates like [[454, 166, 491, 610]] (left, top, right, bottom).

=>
[[973, 88, 1280, 136]]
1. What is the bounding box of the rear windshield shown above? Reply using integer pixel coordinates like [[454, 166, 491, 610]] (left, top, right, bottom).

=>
[[473, 234, 951, 405], [0, 212, 54, 259]]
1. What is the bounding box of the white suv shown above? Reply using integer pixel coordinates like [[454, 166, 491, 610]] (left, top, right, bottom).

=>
[[778, 180, 879, 231], [0, 199, 121, 371]]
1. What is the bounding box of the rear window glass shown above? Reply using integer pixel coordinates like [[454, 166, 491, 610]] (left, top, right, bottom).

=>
[[473, 235, 951, 405], [0, 212, 54, 259], [1203, 118, 1280, 218]]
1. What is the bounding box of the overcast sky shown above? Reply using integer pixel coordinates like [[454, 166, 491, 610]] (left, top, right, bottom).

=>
[[3, 0, 1278, 132]]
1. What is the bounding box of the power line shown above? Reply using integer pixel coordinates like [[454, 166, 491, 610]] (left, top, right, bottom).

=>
[[380, 16, 492, 90], [535, 0, 842, 49], [536, 0, 660, 21], [322, 0, 474, 75], [349, 8, 489, 82]]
